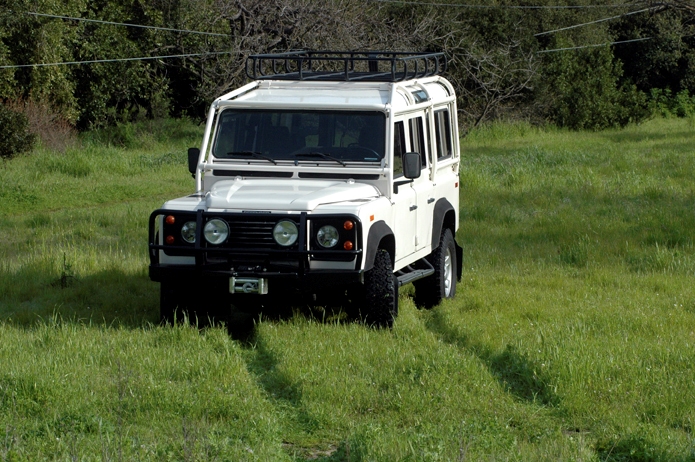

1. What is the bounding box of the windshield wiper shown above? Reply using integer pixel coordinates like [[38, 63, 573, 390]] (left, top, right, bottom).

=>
[[226, 151, 277, 165], [294, 152, 347, 167]]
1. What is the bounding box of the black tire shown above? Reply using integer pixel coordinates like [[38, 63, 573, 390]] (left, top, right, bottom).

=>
[[160, 280, 184, 325], [160, 280, 228, 326], [363, 249, 398, 328], [414, 228, 457, 309]]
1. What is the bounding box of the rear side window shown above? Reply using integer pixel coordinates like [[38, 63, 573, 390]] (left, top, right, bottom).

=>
[[434, 109, 452, 160]]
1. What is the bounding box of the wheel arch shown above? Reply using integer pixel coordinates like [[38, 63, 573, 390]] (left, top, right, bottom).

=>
[[431, 198, 462, 281], [364, 220, 395, 271]]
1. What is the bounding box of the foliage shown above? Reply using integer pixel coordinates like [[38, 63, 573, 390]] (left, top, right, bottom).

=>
[[612, 5, 695, 94], [3, 1, 695, 131], [540, 41, 651, 130], [0, 102, 36, 158], [648, 88, 695, 117]]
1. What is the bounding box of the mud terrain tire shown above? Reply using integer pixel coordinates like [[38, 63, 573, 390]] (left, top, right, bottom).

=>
[[363, 249, 398, 328], [414, 228, 457, 309]]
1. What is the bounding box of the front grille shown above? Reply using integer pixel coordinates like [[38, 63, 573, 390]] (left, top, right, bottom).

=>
[[213, 215, 302, 250], [227, 219, 276, 248]]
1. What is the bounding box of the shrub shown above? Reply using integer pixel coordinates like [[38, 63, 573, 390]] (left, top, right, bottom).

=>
[[14, 100, 78, 152], [648, 88, 695, 118], [541, 46, 649, 130], [0, 103, 36, 159]]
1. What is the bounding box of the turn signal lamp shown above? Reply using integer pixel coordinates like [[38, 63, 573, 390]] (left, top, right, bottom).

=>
[[165, 235, 175, 245], [343, 220, 354, 231], [165, 215, 176, 225], [343, 241, 354, 251]]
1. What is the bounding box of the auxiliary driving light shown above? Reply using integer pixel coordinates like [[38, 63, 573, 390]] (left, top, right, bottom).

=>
[[204, 218, 229, 245], [273, 220, 298, 246]]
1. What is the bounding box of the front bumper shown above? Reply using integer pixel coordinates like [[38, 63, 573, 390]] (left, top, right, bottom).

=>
[[148, 209, 364, 293]]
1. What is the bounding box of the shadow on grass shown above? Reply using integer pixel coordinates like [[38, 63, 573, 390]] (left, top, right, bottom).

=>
[[598, 129, 695, 149], [0, 263, 342, 334], [595, 434, 689, 462], [425, 308, 559, 407], [227, 292, 364, 343], [0, 265, 159, 328]]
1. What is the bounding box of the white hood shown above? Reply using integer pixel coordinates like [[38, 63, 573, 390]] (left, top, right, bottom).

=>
[[206, 178, 380, 211]]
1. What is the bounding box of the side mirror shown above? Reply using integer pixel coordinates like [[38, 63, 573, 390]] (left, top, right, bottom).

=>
[[187, 147, 200, 177], [402, 152, 422, 179]]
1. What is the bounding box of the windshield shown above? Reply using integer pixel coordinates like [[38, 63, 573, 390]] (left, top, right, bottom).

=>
[[211, 109, 386, 163]]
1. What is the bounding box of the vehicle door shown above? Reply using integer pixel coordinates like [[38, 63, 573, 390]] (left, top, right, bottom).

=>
[[391, 119, 418, 264], [407, 114, 435, 252]]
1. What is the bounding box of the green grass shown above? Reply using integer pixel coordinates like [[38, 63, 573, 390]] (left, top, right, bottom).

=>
[[1, 118, 695, 460]]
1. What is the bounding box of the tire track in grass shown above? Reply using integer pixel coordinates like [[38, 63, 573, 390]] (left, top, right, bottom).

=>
[[424, 307, 559, 407], [240, 320, 337, 460]]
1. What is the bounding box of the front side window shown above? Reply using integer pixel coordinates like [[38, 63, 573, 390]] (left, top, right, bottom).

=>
[[409, 116, 427, 166], [393, 121, 406, 177], [212, 109, 386, 163]]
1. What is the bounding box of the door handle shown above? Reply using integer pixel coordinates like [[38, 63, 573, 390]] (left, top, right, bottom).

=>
[[427, 198, 435, 204], [409, 205, 417, 211]]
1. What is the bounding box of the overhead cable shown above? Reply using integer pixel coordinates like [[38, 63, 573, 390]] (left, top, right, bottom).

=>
[[537, 36, 652, 52], [26, 12, 228, 37], [368, 0, 632, 9], [0, 51, 233, 69], [534, 6, 657, 36]]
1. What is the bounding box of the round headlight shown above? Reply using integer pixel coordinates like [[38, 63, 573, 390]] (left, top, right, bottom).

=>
[[204, 219, 229, 245], [181, 221, 197, 243], [317, 225, 339, 248], [273, 220, 298, 246]]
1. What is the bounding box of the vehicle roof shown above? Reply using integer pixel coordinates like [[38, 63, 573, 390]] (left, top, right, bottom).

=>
[[214, 76, 455, 112]]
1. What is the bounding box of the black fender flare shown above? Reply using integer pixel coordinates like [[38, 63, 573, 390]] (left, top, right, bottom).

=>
[[431, 198, 456, 249], [364, 220, 395, 272], [431, 198, 462, 281]]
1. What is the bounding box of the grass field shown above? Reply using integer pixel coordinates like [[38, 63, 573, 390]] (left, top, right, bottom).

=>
[[1, 117, 694, 461]]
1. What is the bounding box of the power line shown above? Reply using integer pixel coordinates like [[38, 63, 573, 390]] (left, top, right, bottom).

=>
[[368, 0, 633, 9], [25, 12, 228, 37], [0, 51, 233, 69], [534, 6, 657, 36], [537, 36, 652, 52], [538, 31, 695, 53]]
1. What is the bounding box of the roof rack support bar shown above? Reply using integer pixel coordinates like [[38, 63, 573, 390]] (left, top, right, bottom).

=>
[[245, 51, 447, 82]]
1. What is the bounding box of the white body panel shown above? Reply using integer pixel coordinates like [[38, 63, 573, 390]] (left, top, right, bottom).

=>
[[163, 74, 459, 274]]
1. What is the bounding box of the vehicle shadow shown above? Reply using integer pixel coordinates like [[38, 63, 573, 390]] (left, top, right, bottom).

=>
[[0, 263, 352, 336], [226, 299, 358, 343], [0, 266, 160, 328]]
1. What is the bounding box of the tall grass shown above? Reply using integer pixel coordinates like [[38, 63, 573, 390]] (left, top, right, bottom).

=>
[[0, 119, 200, 325], [1, 118, 695, 460]]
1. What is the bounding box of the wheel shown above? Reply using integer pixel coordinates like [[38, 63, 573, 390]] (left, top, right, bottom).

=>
[[160, 280, 185, 325], [414, 228, 457, 309], [160, 280, 228, 326], [362, 249, 398, 328]]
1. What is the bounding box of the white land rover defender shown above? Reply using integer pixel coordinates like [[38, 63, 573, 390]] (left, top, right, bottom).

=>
[[148, 51, 462, 327]]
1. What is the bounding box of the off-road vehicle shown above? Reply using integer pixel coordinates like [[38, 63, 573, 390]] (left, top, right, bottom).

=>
[[148, 51, 462, 327]]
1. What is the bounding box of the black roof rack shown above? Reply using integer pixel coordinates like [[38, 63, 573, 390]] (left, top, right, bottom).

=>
[[246, 51, 447, 82]]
